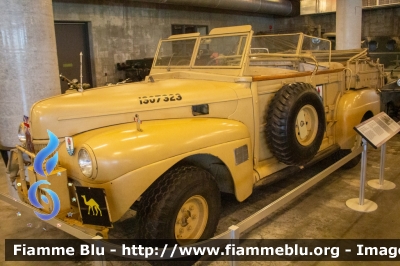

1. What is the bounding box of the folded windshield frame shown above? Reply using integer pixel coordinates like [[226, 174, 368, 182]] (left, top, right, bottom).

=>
[[249, 33, 331, 64]]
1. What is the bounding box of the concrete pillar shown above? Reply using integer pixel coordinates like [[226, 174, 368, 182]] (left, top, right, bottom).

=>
[[335, 0, 362, 50], [0, 0, 60, 149]]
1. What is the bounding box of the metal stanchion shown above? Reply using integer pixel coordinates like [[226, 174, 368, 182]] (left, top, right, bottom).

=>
[[93, 235, 106, 266], [368, 143, 396, 190], [229, 225, 240, 266], [93, 256, 106, 266], [346, 138, 378, 212]]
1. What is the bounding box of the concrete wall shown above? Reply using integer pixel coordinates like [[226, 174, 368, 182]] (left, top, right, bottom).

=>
[[274, 7, 400, 37], [363, 7, 400, 37], [52, 0, 273, 86]]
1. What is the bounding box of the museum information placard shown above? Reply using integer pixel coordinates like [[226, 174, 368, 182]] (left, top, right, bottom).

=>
[[354, 112, 400, 148]]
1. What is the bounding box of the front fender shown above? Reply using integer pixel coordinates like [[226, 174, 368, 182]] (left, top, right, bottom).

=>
[[81, 118, 249, 182], [69, 118, 253, 221], [78, 137, 253, 221], [335, 89, 380, 149]]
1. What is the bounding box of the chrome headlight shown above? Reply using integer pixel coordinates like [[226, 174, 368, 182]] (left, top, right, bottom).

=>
[[17, 123, 26, 143], [78, 148, 93, 177]]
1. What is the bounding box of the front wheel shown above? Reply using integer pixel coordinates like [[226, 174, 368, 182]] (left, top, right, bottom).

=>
[[137, 165, 221, 245]]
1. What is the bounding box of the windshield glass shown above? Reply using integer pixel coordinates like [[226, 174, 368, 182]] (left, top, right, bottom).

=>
[[154, 38, 197, 67], [301, 35, 331, 52], [251, 34, 300, 54], [194, 35, 247, 67]]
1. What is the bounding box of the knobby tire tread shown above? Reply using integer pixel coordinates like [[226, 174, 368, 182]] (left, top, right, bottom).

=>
[[266, 82, 325, 166], [137, 165, 221, 243]]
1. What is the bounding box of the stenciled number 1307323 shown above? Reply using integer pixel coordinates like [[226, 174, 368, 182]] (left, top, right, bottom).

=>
[[139, 93, 182, 104]]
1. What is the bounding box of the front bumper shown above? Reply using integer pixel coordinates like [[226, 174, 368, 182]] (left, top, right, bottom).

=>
[[3, 146, 110, 238]]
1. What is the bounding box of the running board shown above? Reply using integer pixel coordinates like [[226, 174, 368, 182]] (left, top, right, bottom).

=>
[[254, 144, 341, 188], [234, 145, 362, 236]]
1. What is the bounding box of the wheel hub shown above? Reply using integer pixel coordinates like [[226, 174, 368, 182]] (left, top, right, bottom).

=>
[[175, 195, 208, 245], [295, 104, 318, 146], [180, 210, 191, 227]]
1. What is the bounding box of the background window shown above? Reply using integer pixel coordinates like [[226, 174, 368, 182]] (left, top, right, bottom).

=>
[[171, 24, 208, 35]]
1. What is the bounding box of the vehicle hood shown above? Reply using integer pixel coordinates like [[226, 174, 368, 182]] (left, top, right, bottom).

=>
[[30, 79, 245, 140]]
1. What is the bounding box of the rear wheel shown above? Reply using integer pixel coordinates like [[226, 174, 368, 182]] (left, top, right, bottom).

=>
[[137, 165, 221, 245], [335, 112, 373, 169], [340, 135, 362, 169]]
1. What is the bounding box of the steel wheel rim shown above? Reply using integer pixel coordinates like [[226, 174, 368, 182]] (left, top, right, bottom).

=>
[[295, 104, 318, 146], [175, 195, 208, 245]]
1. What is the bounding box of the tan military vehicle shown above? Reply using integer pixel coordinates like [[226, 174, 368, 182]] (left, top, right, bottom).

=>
[[8, 25, 383, 244]]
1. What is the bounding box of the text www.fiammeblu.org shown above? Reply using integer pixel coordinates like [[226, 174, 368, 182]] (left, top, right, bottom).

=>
[[122, 244, 341, 258]]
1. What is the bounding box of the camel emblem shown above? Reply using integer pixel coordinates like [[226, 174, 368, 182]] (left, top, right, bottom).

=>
[[81, 195, 102, 216]]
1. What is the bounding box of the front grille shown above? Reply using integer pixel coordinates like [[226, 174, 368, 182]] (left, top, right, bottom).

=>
[[33, 140, 62, 158], [33, 143, 47, 154]]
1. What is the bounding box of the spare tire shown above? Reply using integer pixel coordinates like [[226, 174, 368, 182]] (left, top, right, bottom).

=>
[[266, 82, 325, 166]]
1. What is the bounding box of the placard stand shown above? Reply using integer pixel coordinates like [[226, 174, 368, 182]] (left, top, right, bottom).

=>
[[346, 112, 400, 213], [346, 138, 378, 212], [367, 143, 396, 190]]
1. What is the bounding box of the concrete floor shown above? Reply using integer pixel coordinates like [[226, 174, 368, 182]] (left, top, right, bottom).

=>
[[1, 134, 400, 266]]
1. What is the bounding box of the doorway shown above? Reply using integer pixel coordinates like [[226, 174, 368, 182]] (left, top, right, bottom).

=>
[[55, 22, 94, 93]]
